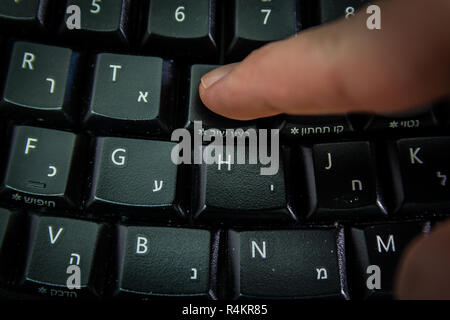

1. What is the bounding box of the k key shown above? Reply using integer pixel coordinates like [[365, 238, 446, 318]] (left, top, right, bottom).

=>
[[390, 137, 450, 214]]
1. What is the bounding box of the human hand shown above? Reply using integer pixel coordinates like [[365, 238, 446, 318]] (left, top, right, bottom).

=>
[[199, 0, 450, 299]]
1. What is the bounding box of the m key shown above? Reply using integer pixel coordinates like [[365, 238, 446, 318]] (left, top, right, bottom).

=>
[[0, 42, 78, 126], [1, 126, 83, 209]]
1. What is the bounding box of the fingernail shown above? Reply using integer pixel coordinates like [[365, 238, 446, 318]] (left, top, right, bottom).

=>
[[201, 63, 239, 89]]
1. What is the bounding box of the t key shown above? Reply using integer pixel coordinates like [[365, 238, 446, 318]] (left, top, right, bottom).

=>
[[309, 142, 385, 219], [0, 42, 78, 125], [86, 137, 180, 218], [84, 53, 171, 135], [19, 216, 105, 298], [390, 137, 450, 214], [1, 126, 83, 210]]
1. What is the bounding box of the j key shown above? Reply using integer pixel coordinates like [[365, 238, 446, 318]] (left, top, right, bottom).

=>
[[0, 0, 50, 35], [186, 65, 255, 135], [364, 107, 437, 132], [319, 0, 371, 24], [84, 53, 171, 135], [86, 137, 180, 217], [20, 216, 104, 298], [351, 222, 428, 299], [227, 0, 297, 59], [280, 115, 353, 139], [390, 137, 450, 214], [115, 226, 213, 298], [309, 142, 385, 218], [194, 144, 294, 222], [1, 126, 83, 209], [0, 42, 78, 125], [228, 229, 348, 299], [142, 0, 217, 57], [60, 0, 129, 46]]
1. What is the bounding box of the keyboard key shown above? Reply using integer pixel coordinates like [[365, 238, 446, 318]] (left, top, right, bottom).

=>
[[350, 222, 428, 299], [19, 215, 105, 298], [309, 141, 386, 218], [0, 208, 15, 283], [364, 107, 437, 132], [142, 0, 217, 57], [0, 0, 50, 35], [0, 42, 78, 126], [319, 0, 370, 24], [2, 126, 83, 210], [114, 226, 213, 298], [194, 144, 294, 222], [186, 64, 255, 135], [390, 137, 450, 214], [280, 115, 353, 139], [227, 0, 297, 59], [228, 229, 348, 299], [84, 53, 172, 135], [60, 0, 130, 47], [86, 137, 180, 218]]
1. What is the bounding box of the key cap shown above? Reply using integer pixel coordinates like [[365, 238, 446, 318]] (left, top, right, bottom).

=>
[[319, 0, 371, 24], [114, 226, 213, 298], [280, 115, 353, 139], [226, 0, 297, 59], [308, 141, 386, 219], [60, 0, 130, 47], [350, 222, 428, 299], [0, 42, 79, 126], [186, 65, 255, 136], [19, 215, 105, 298], [389, 137, 450, 214], [142, 0, 217, 58], [0, 0, 50, 35], [84, 53, 173, 135], [0, 208, 15, 283], [228, 228, 348, 299], [86, 137, 180, 218], [194, 144, 294, 222], [1, 126, 84, 210], [364, 107, 437, 132]]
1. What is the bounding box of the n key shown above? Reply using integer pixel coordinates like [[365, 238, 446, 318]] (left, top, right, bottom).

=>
[[0, 42, 78, 126], [1, 126, 83, 209]]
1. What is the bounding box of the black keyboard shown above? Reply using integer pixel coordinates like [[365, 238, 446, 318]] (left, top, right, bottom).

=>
[[0, 0, 448, 301]]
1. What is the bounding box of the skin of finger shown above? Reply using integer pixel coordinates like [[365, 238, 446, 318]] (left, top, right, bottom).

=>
[[200, 0, 450, 120], [394, 220, 450, 300]]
